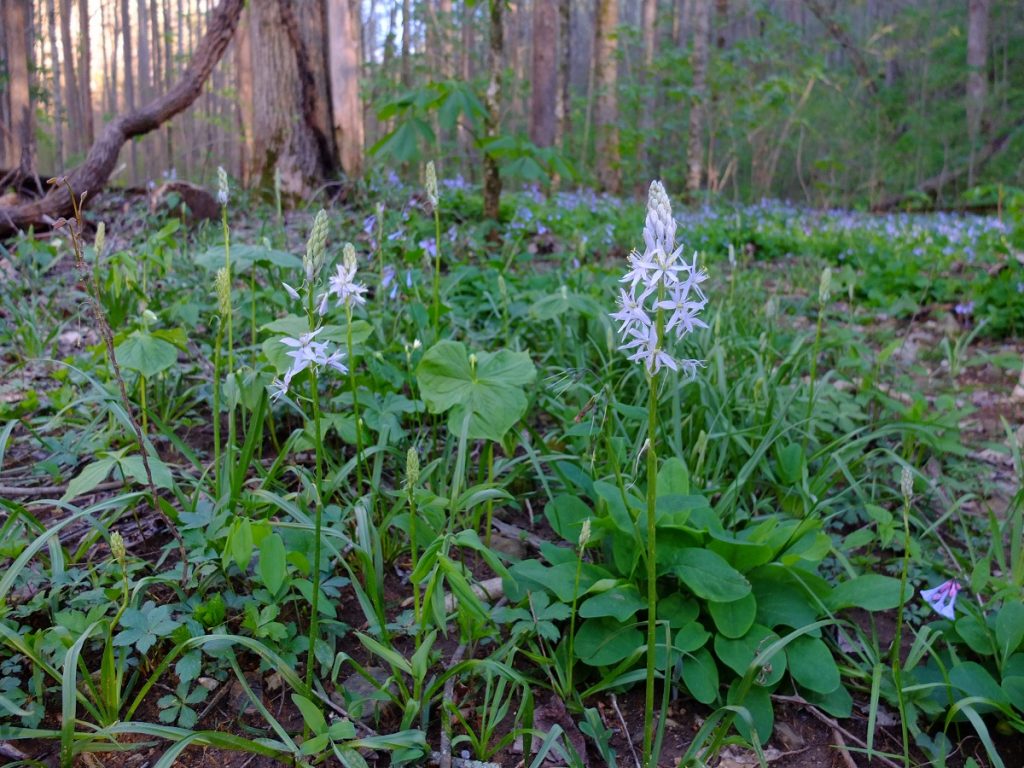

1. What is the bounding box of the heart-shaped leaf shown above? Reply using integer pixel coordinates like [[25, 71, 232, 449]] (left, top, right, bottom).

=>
[[416, 340, 536, 442]]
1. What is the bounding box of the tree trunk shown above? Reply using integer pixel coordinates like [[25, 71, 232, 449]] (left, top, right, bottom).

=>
[[685, 0, 709, 195], [483, 0, 504, 221], [247, 0, 333, 195], [235, 2, 255, 184], [638, 0, 656, 178], [401, 0, 411, 86], [326, 0, 365, 178], [593, 0, 621, 193], [78, 0, 94, 147], [557, 0, 571, 154], [0, 0, 246, 236], [530, 0, 558, 150], [121, 0, 138, 179], [438, 0, 453, 77], [966, 0, 989, 186], [802, 0, 877, 97], [47, 0, 64, 171], [58, 0, 83, 157], [1, 0, 35, 183]]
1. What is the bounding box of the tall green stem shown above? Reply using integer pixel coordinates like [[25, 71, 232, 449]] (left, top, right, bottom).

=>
[[431, 205, 442, 336], [347, 303, 365, 497], [892, 486, 912, 767], [305, 288, 326, 691]]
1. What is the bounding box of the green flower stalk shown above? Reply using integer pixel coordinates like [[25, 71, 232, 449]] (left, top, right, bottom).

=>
[[609, 181, 708, 768], [426, 161, 443, 335]]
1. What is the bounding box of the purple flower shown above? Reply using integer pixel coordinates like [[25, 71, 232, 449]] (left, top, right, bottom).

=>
[[920, 579, 961, 620], [954, 301, 975, 317]]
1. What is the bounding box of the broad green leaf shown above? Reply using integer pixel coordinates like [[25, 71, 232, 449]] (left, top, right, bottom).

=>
[[670, 548, 751, 602], [195, 244, 302, 271], [259, 533, 287, 594], [574, 618, 644, 666], [826, 574, 902, 611], [657, 457, 690, 496], [727, 681, 773, 745], [61, 457, 117, 502], [116, 331, 178, 377], [416, 341, 536, 442], [579, 583, 645, 622], [682, 647, 718, 704], [786, 635, 840, 693], [709, 593, 757, 639], [803, 683, 853, 718], [995, 601, 1024, 660], [292, 694, 328, 735], [714, 624, 786, 686], [118, 454, 174, 490], [949, 662, 1010, 711], [544, 495, 591, 544], [674, 621, 711, 653]]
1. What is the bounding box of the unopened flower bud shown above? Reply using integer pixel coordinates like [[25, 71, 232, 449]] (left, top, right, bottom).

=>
[[110, 531, 126, 565], [343, 242, 357, 272], [425, 161, 438, 209], [215, 267, 231, 317], [818, 267, 832, 305], [405, 447, 420, 490], [94, 222, 106, 258], [901, 467, 913, 501], [217, 166, 229, 206], [304, 210, 329, 282], [578, 519, 592, 550], [469, 353, 477, 373]]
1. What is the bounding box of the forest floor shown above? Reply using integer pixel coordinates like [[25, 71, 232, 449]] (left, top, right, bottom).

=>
[[1, 188, 1023, 767]]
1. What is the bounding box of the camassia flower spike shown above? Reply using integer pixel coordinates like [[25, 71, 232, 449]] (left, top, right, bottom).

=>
[[920, 579, 961, 620]]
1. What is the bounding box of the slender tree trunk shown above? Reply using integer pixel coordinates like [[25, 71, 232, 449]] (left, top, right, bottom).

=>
[[483, 0, 504, 220], [149, 0, 162, 171], [401, 0, 410, 85], [58, 0, 82, 157], [78, 0, 94, 146], [558, 0, 571, 154], [530, 0, 558, 150], [439, 0, 453, 77], [326, 0, 365, 177], [137, 0, 151, 176], [638, 0, 656, 178], [235, 2, 254, 184], [966, 0, 989, 186], [593, 0, 621, 192], [2, 0, 35, 181], [122, 0, 138, 179], [47, 0, 65, 170], [686, 0, 709, 195]]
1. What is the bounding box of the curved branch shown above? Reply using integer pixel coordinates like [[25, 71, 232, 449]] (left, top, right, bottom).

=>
[[0, 0, 245, 237]]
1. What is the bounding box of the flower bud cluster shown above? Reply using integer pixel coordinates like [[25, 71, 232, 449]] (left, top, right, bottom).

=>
[[610, 181, 709, 376]]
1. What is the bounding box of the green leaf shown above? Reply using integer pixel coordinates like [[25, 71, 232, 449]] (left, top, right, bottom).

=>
[[416, 341, 536, 442], [657, 457, 690, 496], [259, 533, 287, 595], [949, 662, 1010, 711], [826, 574, 902, 611], [726, 681, 773, 745], [713, 624, 786, 685], [786, 635, 840, 693], [195, 244, 301, 272], [544, 495, 591, 544], [995, 601, 1024, 661], [574, 618, 644, 666], [579, 583, 646, 622], [116, 331, 179, 377], [61, 457, 117, 502], [118, 454, 174, 490], [292, 694, 328, 735], [709, 593, 757, 639], [670, 548, 751, 602], [682, 647, 719, 704]]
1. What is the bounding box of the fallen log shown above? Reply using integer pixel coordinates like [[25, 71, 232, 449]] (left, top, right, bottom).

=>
[[0, 0, 245, 238]]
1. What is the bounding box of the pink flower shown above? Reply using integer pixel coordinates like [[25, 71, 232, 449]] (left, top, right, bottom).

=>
[[920, 579, 961, 620]]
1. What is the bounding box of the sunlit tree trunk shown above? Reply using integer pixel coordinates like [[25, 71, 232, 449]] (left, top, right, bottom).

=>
[[966, 0, 989, 186], [593, 0, 621, 193], [58, 0, 82, 157], [235, 1, 254, 184], [483, 0, 503, 220], [2, 0, 35, 179], [439, 0, 453, 77], [47, 0, 65, 170], [530, 0, 557, 150], [326, 0, 365, 177], [78, 0, 94, 147], [686, 0, 709, 196], [121, 0, 138, 179], [638, 0, 656, 179]]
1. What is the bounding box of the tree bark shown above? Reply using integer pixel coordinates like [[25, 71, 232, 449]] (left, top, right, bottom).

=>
[[530, 0, 558, 150], [121, 0, 138, 179], [1, 0, 35, 184], [483, 0, 504, 221], [557, 0, 571, 154], [78, 0, 94, 147], [638, 0, 656, 178], [966, 0, 990, 186], [235, 2, 254, 184], [685, 0, 709, 195], [47, 0, 64, 170], [326, 0, 365, 178], [0, 0, 246, 237], [593, 0, 621, 193], [401, 0, 411, 86], [59, 0, 83, 157]]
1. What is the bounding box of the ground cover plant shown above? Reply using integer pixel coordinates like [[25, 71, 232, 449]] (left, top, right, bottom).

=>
[[1, 170, 1023, 768]]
